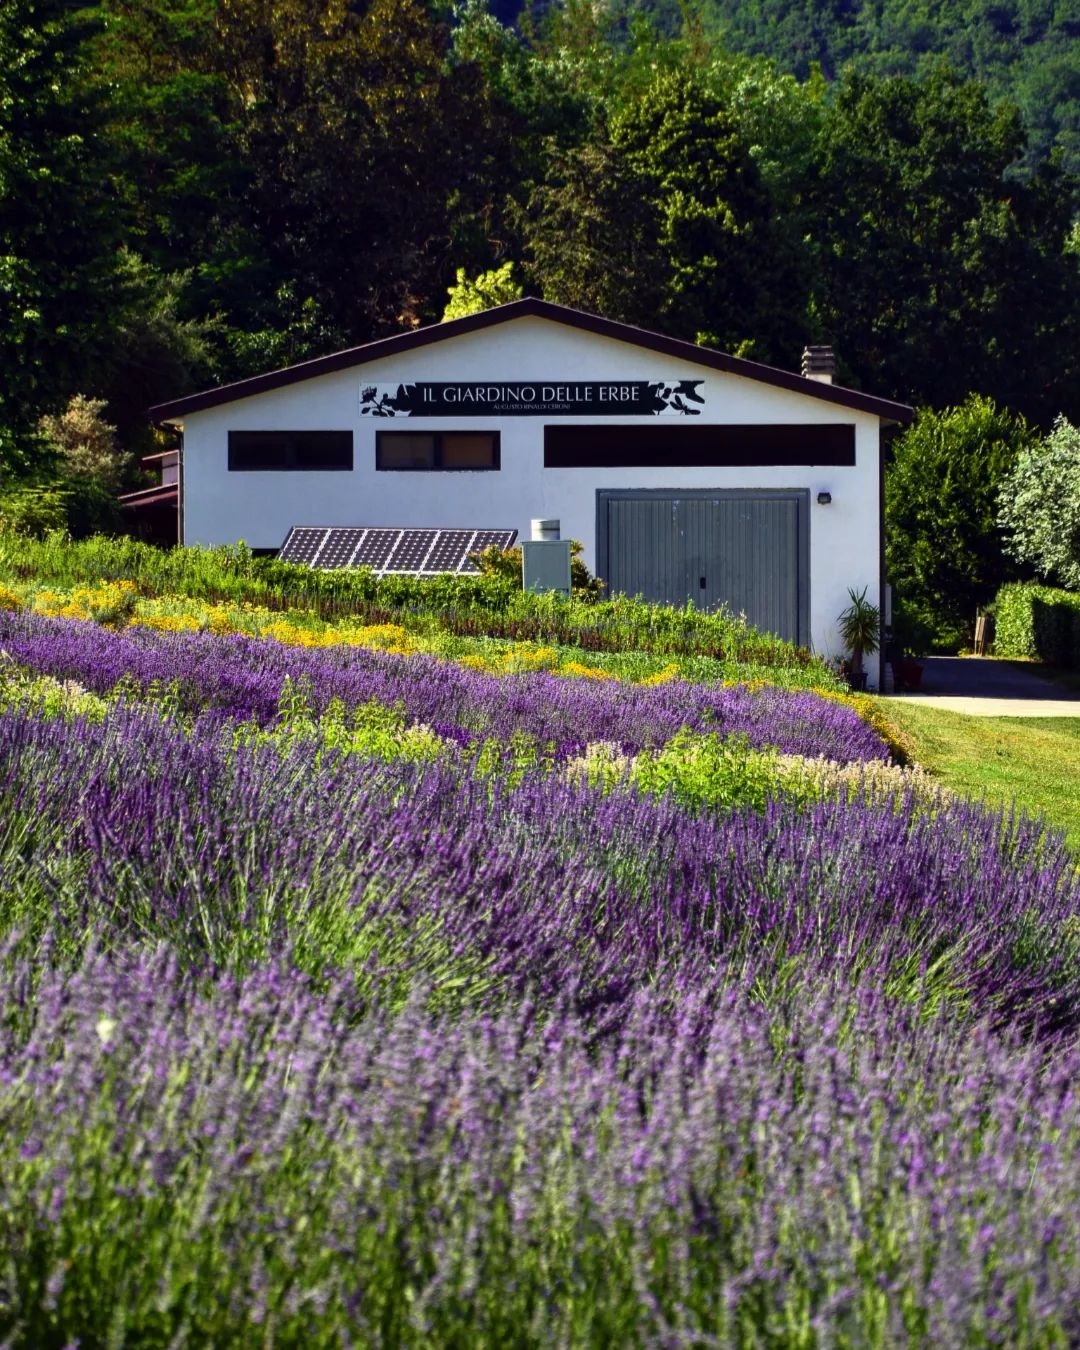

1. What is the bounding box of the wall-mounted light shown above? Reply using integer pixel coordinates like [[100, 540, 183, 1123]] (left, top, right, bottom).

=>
[[816, 491, 832, 506]]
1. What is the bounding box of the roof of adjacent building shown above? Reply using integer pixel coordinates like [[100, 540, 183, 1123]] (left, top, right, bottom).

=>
[[148, 296, 914, 424], [117, 484, 179, 509]]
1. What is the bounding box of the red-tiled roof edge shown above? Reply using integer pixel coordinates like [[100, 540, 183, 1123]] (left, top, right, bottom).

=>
[[148, 297, 914, 425]]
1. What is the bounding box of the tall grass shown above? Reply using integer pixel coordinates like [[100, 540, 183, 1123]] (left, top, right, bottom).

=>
[[0, 530, 826, 670]]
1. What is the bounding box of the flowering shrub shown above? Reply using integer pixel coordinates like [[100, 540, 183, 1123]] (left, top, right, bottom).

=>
[[34, 579, 139, 628], [0, 611, 892, 763], [3, 543, 1074, 1343], [777, 752, 953, 809], [3, 943, 1080, 1344]]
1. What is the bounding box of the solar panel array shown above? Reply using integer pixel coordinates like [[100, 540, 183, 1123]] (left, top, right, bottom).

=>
[[278, 526, 518, 575]]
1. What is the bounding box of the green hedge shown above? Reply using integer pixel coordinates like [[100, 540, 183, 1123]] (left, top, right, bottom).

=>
[[993, 583, 1080, 666]]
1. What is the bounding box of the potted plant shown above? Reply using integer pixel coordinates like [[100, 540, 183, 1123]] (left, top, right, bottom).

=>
[[837, 586, 880, 691], [889, 600, 928, 692]]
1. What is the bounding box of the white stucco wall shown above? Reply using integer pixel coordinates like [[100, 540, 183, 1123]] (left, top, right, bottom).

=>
[[178, 315, 885, 668]]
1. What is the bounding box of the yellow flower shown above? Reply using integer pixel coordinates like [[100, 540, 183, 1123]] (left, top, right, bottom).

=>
[[638, 663, 681, 686], [559, 660, 613, 681]]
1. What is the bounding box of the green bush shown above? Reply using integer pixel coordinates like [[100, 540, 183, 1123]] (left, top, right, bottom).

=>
[[885, 396, 1035, 652], [992, 583, 1080, 667], [0, 485, 72, 537], [998, 415, 1080, 592]]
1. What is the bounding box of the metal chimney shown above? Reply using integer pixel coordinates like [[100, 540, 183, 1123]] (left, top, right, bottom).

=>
[[801, 345, 836, 384]]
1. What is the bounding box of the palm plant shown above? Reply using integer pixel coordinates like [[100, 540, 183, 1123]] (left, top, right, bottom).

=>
[[837, 586, 881, 678]]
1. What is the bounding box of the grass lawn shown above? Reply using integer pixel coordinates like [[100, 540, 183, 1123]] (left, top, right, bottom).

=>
[[880, 699, 1080, 853]]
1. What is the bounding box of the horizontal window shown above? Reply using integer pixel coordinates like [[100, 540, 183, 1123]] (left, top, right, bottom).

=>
[[544, 423, 855, 468], [377, 431, 500, 471], [228, 430, 353, 471]]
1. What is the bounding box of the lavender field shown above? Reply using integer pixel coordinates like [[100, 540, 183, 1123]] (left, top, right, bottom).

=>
[[2, 595, 1080, 1345]]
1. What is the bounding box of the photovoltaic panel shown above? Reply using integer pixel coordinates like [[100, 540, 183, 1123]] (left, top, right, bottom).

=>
[[316, 528, 367, 570], [278, 527, 517, 576], [279, 527, 330, 566], [424, 530, 480, 573], [454, 529, 518, 574], [385, 529, 439, 573], [470, 529, 518, 556], [352, 530, 402, 570]]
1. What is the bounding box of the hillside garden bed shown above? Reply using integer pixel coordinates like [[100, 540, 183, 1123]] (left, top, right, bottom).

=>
[[0, 538, 1077, 1344]]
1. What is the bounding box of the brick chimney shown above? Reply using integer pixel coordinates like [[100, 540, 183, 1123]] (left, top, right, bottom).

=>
[[801, 345, 835, 384]]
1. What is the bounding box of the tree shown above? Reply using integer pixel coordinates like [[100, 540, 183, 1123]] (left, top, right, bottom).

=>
[[38, 394, 130, 493], [209, 0, 512, 344], [0, 0, 125, 470], [809, 66, 1080, 421], [442, 263, 523, 320], [998, 416, 1080, 591], [885, 395, 1037, 650], [522, 70, 808, 360], [99, 250, 218, 453], [519, 136, 667, 328]]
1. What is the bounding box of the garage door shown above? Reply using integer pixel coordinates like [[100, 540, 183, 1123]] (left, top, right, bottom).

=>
[[598, 489, 809, 644]]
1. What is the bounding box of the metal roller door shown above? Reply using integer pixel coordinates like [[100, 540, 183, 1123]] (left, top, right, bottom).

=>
[[598, 489, 809, 644]]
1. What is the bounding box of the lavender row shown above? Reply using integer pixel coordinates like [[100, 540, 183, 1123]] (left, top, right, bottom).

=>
[[2, 703, 1075, 1039], [4, 941, 1080, 1344], [0, 610, 889, 762]]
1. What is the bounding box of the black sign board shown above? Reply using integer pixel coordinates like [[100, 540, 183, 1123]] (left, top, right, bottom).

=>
[[359, 380, 705, 418]]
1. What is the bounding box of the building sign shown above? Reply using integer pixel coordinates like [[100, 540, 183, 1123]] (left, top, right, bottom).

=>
[[359, 380, 705, 418]]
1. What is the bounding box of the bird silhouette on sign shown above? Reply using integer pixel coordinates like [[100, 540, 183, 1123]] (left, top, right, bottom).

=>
[[360, 384, 414, 416], [647, 379, 705, 414]]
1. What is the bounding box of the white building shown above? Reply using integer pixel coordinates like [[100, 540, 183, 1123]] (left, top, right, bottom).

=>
[[150, 298, 912, 680]]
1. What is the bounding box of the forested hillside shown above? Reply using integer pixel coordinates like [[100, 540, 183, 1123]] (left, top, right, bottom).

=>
[[1, 0, 1077, 489], [630, 0, 1080, 179]]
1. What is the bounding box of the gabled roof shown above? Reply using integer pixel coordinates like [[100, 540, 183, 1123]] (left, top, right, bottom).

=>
[[149, 297, 913, 424]]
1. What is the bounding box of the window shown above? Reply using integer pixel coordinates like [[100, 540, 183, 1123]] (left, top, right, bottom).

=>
[[228, 430, 353, 471], [544, 424, 856, 468], [376, 431, 500, 471]]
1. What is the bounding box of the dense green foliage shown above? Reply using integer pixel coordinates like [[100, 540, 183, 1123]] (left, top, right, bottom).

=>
[[522, 68, 807, 360], [0, 0, 123, 462], [808, 69, 1078, 419], [2, 0, 1078, 492], [993, 581, 1080, 668], [685, 0, 1080, 178], [998, 416, 1080, 592], [442, 262, 524, 320], [885, 396, 1036, 651]]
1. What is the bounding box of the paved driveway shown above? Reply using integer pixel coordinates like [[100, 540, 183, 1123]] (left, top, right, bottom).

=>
[[886, 657, 1080, 716]]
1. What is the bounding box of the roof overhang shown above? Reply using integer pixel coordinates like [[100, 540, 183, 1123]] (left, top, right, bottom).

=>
[[149, 297, 914, 426], [118, 485, 179, 509]]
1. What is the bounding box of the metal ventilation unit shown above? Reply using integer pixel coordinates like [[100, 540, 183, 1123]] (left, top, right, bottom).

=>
[[278, 526, 517, 575]]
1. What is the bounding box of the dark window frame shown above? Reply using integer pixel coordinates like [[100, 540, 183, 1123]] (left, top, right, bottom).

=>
[[376, 430, 501, 472], [228, 430, 354, 472]]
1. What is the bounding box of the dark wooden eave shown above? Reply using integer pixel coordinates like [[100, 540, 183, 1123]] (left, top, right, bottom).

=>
[[148, 297, 914, 425], [118, 484, 179, 509]]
